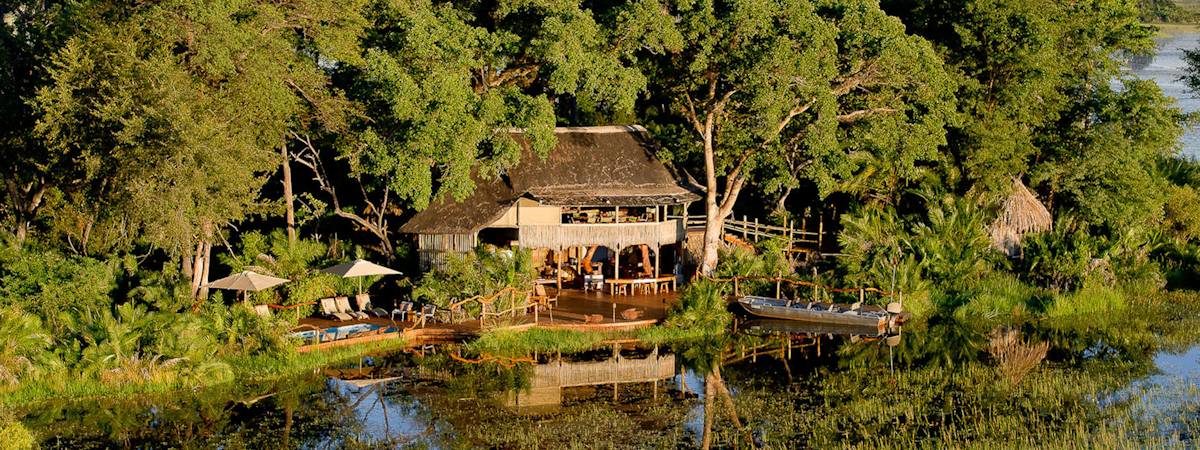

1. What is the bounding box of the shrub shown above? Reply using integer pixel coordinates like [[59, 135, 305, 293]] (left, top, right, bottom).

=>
[[0, 308, 55, 389], [1017, 219, 1096, 291], [0, 410, 35, 450], [0, 250, 118, 333], [412, 246, 535, 321], [662, 279, 731, 337], [907, 194, 996, 292]]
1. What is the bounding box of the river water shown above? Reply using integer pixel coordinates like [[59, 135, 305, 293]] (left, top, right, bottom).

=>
[[1132, 29, 1200, 157]]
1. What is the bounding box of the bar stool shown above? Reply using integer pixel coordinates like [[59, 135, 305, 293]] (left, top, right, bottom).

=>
[[615, 284, 628, 296], [640, 283, 653, 295], [658, 281, 672, 293]]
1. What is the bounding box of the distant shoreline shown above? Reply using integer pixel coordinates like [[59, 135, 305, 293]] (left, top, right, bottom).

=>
[[1148, 22, 1200, 37]]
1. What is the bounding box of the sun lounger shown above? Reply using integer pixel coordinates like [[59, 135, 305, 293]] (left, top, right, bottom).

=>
[[320, 298, 353, 321], [355, 293, 389, 317], [335, 296, 368, 320]]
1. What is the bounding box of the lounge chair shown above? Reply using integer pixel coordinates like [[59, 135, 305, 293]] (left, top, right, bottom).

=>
[[335, 296, 368, 320], [391, 301, 413, 321], [417, 304, 436, 326], [533, 284, 558, 308], [320, 298, 353, 321], [355, 293, 389, 317]]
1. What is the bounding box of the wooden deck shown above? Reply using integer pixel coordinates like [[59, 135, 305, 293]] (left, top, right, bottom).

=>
[[294, 288, 679, 351]]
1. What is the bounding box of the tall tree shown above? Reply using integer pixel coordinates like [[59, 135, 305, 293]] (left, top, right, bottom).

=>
[[32, 0, 367, 297], [643, 0, 955, 274], [291, 0, 679, 258], [0, 1, 96, 244]]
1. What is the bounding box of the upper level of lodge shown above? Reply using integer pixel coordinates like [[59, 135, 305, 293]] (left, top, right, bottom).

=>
[[401, 125, 701, 253]]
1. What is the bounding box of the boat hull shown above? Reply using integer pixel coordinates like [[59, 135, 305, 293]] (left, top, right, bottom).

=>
[[737, 296, 888, 329]]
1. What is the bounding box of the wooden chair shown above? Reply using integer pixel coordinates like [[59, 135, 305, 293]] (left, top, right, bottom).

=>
[[534, 284, 558, 307], [613, 283, 628, 296], [658, 281, 672, 293]]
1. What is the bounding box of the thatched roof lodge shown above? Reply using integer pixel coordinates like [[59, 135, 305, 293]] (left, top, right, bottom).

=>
[[401, 125, 702, 273], [990, 178, 1052, 257]]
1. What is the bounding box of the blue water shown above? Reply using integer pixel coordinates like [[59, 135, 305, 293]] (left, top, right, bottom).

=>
[[1131, 30, 1200, 158]]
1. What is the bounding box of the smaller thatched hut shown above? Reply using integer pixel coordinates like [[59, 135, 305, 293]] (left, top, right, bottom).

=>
[[990, 178, 1052, 257]]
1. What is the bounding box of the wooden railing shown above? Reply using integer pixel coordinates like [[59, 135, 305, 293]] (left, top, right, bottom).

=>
[[668, 214, 829, 249], [702, 274, 900, 303]]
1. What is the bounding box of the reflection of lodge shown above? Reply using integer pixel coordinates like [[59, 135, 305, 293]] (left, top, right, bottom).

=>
[[506, 347, 676, 411], [401, 126, 702, 288]]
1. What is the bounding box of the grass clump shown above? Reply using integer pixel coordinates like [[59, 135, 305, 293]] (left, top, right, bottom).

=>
[[0, 410, 35, 450], [1047, 280, 1127, 321], [466, 328, 619, 357]]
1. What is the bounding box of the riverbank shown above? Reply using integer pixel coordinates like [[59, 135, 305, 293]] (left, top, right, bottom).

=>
[[0, 336, 414, 408]]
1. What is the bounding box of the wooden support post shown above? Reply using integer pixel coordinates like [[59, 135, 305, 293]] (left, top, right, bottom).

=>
[[818, 210, 825, 250], [742, 214, 748, 239], [653, 244, 660, 278], [557, 246, 563, 290], [754, 217, 759, 242], [615, 243, 621, 280]]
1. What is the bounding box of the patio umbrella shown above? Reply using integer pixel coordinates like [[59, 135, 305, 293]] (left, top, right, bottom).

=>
[[320, 259, 403, 293], [206, 270, 289, 300]]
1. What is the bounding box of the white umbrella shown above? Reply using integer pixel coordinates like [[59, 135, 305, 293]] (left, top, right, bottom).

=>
[[320, 259, 403, 293], [206, 270, 289, 301]]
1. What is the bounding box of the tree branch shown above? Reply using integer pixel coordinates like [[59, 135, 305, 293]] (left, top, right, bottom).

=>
[[837, 107, 900, 123]]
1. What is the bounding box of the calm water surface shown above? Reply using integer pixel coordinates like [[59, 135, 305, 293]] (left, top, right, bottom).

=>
[[1132, 29, 1200, 157]]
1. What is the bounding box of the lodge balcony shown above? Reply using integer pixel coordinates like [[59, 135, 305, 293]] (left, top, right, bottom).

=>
[[516, 219, 685, 250]]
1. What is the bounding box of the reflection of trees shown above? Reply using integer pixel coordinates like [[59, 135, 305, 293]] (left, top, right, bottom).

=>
[[24, 374, 372, 448]]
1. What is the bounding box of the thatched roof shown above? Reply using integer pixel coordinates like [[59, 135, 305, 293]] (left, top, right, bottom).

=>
[[401, 126, 701, 234], [990, 178, 1052, 256]]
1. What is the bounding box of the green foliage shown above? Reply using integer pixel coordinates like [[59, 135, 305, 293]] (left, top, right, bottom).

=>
[[1163, 184, 1200, 243], [662, 280, 731, 337], [219, 230, 352, 313], [0, 410, 35, 450], [908, 194, 996, 291], [0, 308, 55, 389], [956, 273, 1042, 323], [1138, 0, 1198, 22], [1016, 219, 1097, 291], [412, 246, 535, 320], [0, 250, 117, 333], [465, 328, 613, 358], [1047, 280, 1127, 323]]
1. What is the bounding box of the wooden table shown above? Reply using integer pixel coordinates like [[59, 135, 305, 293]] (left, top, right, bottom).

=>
[[607, 276, 676, 295]]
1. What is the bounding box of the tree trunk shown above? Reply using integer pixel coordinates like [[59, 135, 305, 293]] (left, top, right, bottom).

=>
[[281, 143, 296, 245], [774, 186, 793, 217]]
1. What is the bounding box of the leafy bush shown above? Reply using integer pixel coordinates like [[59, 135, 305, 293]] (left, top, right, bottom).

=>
[[0, 308, 55, 389], [0, 410, 35, 450], [412, 246, 535, 321], [908, 195, 996, 292], [1162, 185, 1200, 243], [1017, 219, 1096, 291], [0, 250, 118, 333], [662, 279, 731, 337]]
